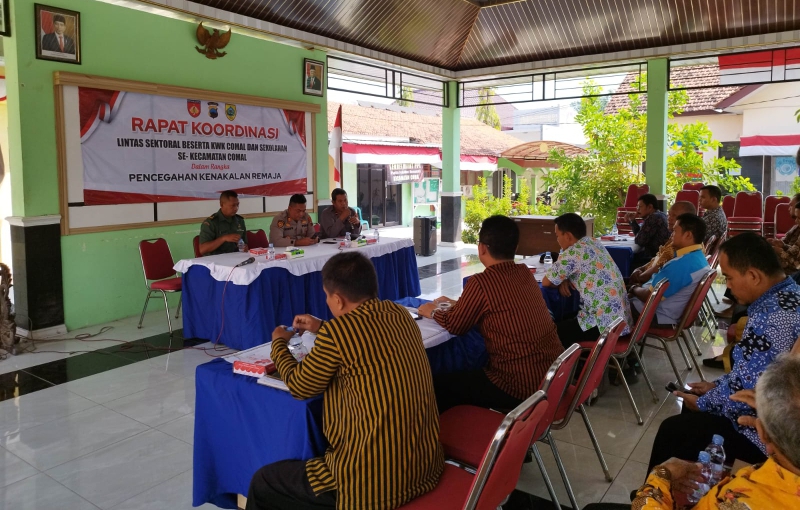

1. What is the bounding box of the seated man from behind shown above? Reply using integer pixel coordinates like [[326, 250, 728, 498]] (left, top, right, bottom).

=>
[[199, 190, 248, 255], [698, 184, 727, 243], [319, 188, 362, 239], [418, 215, 563, 412], [647, 233, 800, 473], [247, 252, 443, 510], [269, 194, 319, 248], [585, 353, 800, 510], [628, 201, 697, 286], [627, 193, 671, 268], [542, 212, 633, 347], [628, 213, 709, 327]]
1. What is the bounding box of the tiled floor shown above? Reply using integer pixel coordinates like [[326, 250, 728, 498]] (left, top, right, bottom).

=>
[[0, 229, 729, 509]]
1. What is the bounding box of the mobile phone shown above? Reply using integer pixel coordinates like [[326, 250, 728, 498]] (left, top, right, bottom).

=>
[[665, 382, 692, 393], [310, 232, 319, 239]]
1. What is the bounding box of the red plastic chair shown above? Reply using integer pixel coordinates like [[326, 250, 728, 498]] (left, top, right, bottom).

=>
[[398, 391, 548, 510], [246, 229, 269, 249], [550, 318, 626, 489], [193, 235, 202, 258], [640, 269, 717, 386], [722, 195, 735, 218], [762, 196, 790, 238], [682, 182, 705, 191], [138, 238, 182, 335], [439, 344, 582, 510], [579, 282, 670, 423], [616, 184, 649, 234], [774, 202, 794, 239], [675, 190, 700, 212], [727, 191, 763, 237]]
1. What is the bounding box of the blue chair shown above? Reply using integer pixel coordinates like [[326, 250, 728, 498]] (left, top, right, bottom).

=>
[[356, 207, 369, 229]]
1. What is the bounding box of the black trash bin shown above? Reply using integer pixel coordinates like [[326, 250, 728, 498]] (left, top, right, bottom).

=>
[[413, 216, 437, 256]]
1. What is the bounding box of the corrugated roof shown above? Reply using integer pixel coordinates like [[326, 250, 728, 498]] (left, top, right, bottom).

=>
[[605, 65, 742, 115], [328, 102, 524, 156]]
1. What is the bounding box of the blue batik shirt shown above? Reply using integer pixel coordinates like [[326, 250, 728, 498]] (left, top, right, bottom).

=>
[[697, 277, 800, 454]]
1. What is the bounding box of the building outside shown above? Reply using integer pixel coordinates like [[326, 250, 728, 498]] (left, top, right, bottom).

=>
[[606, 65, 800, 196], [327, 101, 526, 228]]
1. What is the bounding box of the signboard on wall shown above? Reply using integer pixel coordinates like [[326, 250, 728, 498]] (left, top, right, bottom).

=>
[[775, 156, 799, 182], [413, 178, 440, 204], [79, 87, 308, 205], [387, 163, 423, 184]]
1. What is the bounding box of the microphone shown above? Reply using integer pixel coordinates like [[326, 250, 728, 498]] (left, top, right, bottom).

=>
[[235, 257, 255, 268]]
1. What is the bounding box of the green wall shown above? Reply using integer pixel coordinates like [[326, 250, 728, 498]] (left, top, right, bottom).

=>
[[5, 0, 328, 329]]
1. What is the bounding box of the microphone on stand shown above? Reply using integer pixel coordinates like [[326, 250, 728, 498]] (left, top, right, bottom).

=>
[[235, 257, 255, 268]]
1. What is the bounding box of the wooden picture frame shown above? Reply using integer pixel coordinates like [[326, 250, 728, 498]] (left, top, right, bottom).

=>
[[0, 0, 11, 37], [303, 58, 324, 97], [35, 4, 81, 65]]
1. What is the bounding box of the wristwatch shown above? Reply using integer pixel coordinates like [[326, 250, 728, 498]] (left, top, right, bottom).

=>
[[652, 465, 672, 481]]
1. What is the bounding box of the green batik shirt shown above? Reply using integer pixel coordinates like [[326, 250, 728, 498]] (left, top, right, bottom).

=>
[[199, 209, 247, 255], [544, 236, 633, 335]]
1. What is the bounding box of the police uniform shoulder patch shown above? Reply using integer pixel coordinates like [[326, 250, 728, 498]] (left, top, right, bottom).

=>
[[277, 221, 285, 228], [203, 221, 210, 226]]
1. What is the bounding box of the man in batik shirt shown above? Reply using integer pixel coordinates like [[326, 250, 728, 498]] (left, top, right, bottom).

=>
[[544, 212, 632, 347], [647, 233, 800, 472]]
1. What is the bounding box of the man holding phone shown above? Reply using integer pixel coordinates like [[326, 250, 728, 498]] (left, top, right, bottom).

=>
[[319, 188, 362, 239], [647, 233, 800, 474]]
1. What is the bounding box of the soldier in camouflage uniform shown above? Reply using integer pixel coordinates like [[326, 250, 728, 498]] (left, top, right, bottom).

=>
[[269, 194, 319, 248], [199, 190, 247, 256]]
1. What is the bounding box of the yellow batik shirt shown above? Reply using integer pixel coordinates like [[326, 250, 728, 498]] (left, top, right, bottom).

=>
[[271, 299, 444, 510], [633, 457, 800, 510]]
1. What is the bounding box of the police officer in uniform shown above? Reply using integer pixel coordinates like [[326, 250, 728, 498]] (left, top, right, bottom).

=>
[[269, 194, 319, 248], [199, 190, 248, 256]]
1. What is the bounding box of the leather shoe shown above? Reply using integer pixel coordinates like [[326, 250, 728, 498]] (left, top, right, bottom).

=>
[[703, 355, 724, 369]]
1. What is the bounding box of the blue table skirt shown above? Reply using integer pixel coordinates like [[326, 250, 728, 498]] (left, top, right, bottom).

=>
[[182, 246, 421, 350], [604, 245, 634, 278], [193, 299, 487, 508]]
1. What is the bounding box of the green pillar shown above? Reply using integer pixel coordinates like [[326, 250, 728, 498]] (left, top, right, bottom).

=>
[[646, 59, 668, 204], [440, 81, 461, 244]]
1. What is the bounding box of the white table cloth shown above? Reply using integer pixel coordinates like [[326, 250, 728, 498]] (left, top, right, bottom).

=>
[[174, 238, 414, 286]]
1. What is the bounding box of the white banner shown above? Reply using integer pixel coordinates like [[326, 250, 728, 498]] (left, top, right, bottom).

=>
[[79, 87, 308, 205]]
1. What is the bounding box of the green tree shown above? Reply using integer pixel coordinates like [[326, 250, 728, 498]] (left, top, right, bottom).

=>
[[476, 88, 501, 130], [462, 175, 551, 243], [667, 122, 754, 196], [545, 78, 750, 232], [398, 86, 414, 107]]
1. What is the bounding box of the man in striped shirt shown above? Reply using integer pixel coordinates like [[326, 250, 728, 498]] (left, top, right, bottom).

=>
[[246, 252, 443, 510], [418, 215, 563, 412]]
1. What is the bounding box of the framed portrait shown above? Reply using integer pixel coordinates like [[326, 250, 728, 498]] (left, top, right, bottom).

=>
[[0, 0, 10, 37], [35, 4, 81, 65], [303, 58, 324, 97]]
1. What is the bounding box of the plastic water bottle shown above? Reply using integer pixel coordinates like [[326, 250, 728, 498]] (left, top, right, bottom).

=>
[[237, 238, 245, 252], [374, 228, 380, 242], [705, 434, 727, 485], [267, 243, 275, 261], [685, 451, 713, 505], [288, 335, 309, 362], [345, 232, 352, 243], [611, 223, 619, 239], [543, 252, 553, 265]]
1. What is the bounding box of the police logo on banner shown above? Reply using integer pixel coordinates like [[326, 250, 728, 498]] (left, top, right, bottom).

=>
[[207, 102, 219, 118], [187, 99, 201, 118], [225, 104, 237, 121]]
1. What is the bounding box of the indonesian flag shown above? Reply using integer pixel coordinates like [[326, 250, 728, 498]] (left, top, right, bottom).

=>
[[328, 105, 342, 192], [719, 47, 800, 86]]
